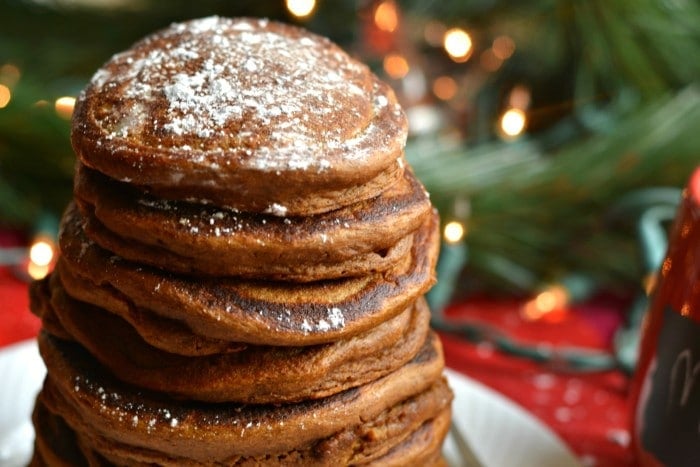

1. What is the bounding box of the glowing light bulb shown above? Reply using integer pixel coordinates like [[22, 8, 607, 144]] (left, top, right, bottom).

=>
[[0, 84, 10, 109], [508, 85, 531, 110], [492, 35, 515, 60], [29, 240, 54, 267], [443, 221, 465, 244], [383, 54, 409, 79], [443, 28, 473, 63], [374, 1, 398, 33], [27, 263, 50, 280], [479, 49, 502, 72], [27, 239, 55, 280], [0, 63, 20, 87], [433, 76, 457, 101], [286, 0, 316, 19], [424, 21, 446, 47], [55, 96, 76, 120], [499, 108, 526, 138], [522, 285, 569, 322]]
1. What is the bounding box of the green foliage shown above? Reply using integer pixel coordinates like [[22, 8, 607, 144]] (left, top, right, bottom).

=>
[[409, 87, 700, 293]]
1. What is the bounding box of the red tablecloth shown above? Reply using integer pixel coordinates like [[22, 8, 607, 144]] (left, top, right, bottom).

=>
[[0, 268, 41, 347], [0, 261, 636, 466], [440, 298, 636, 467]]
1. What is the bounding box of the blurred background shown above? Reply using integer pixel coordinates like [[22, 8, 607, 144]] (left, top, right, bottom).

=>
[[1, 2, 699, 463]]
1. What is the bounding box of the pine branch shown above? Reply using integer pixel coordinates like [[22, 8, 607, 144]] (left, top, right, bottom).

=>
[[409, 86, 700, 292]]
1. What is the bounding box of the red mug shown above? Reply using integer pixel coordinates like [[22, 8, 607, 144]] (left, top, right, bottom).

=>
[[630, 167, 700, 467]]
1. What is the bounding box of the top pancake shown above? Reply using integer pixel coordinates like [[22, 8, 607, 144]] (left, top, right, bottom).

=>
[[72, 16, 408, 215]]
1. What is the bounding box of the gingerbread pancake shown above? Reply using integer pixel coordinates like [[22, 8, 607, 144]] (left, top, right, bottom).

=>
[[31, 400, 93, 467], [57, 204, 439, 346], [35, 274, 245, 357], [38, 331, 452, 465], [36, 274, 431, 403], [32, 396, 449, 467], [72, 17, 408, 216], [74, 163, 430, 281]]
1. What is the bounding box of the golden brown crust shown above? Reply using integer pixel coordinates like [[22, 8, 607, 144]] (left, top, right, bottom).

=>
[[44, 271, 244, 357], [33, 387, 451, 467], [39, 272, 432, 402], [57, 206, 439, 346], [32, 398, 91, 467], [74, 163, 430, 281], [365, 408, 451, 467], [71, 17, 408, 215], [38, 331, 450, 463]]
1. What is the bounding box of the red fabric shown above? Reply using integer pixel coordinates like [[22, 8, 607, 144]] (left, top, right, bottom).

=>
[[441, 298, 637, 467], [0, 267, 40, 347], [0, 232, 41, 347]]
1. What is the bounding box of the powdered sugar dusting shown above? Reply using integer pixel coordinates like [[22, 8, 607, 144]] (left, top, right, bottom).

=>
[[84, 16, 407, 173], [264, 203, 288, 216]]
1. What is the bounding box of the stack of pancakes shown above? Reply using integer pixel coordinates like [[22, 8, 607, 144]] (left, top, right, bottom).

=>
[[29, 17, 453, 466]]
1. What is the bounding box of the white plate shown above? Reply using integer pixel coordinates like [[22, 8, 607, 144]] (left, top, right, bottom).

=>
[[443, 368, 581, 467], [0, 340, 580, 467], [0, 339, 45, 467]]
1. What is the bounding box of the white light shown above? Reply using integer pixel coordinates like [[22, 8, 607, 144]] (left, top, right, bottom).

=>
[[500, 108, 526, 138], [444, 221, 465, 244], [55, 96, 76, 120], [443, 28, 473, 62], [29, 240, 54, 267], [286, 0, 316, 18]]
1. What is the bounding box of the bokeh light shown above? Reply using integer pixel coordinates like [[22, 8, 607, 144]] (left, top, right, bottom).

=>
[[374, 1, 398, 33], [55, 96, 76, 120], [383, 53, 409, 79], [492, 35, 516, 60], [443, 28, 473, 62], [433, 76, 458, 101], [286, 0, 316, 19], [499, 108, 526, 138], [443, 221, 465, 244], [0, 85, 11, 109], [29, 240, 54, 267]]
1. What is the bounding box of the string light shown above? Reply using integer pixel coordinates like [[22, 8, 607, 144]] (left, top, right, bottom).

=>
[[443, 28, 473, 63], [499, 108, 527, 138], [522, 284, 569, 322], [508, 85, 531, 110], [285, 0, 316, 19], [383, 53, 409, 79], [374, 1, 398, 33], [27, 238, 55, 280], [492, 35, 515, 60], [0, 63, 20, 87], [479, 49, 502, 72], [433, 76, 457, 101], [423, 21, 446, 47], [443, 221, 465, 244], [55, 96, 75, 120], [0, 84, 10, 109], [29, 240, 54, 267]]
